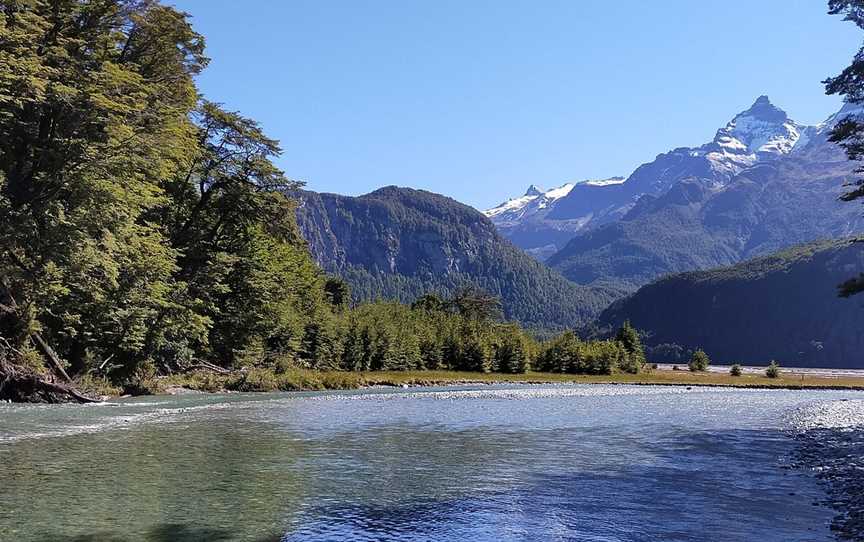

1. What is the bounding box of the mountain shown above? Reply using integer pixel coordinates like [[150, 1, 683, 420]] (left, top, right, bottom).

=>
[[293, 186, 617, 330], [489, 96, 817, 260], [596, 239, 864, 368], [484, 178, 623, 260], [545, 98, 864, 292]]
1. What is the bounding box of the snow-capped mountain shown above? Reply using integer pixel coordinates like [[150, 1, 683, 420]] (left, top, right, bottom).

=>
[[545, 99, 863, 293], [484, 178, 622, 260], [692, 95, 804, 177], [484, 180, 618, 222], [489, 96, 820, 259]]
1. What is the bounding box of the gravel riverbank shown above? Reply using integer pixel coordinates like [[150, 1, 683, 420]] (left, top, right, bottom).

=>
[[791, 400, 864, 540]]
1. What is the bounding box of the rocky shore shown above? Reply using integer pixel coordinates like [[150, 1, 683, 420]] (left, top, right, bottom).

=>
[[791, 400, 864, 540]]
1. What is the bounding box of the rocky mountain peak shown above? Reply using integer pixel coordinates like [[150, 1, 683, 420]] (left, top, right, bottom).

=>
[[524, 184, 544, 197], [711, 96, 800, 157]]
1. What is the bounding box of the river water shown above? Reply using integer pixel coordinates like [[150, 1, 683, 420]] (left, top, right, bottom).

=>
[[1, 384, 862, 541]]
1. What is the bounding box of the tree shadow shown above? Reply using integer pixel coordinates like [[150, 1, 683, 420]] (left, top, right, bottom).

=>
[[36, 523, 283, 542]]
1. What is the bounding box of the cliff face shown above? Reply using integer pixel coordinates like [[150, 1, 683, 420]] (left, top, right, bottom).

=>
[[597, 240, 864, 367], [293, 186, 617, 330]]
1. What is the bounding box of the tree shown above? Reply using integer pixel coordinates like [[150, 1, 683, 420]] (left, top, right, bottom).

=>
[[689, 349, 710, 372], [825, 0, 864, 296], [535, 331, 581, 373], [615, 320, 645, 374], [449, 286, 502, 322], [324, 277, 351, 310], [0, 0, 207, 391], [411, 293, 447, 313], [765, 360, 781, 378], [730, 364, 743, 377], [494, 327, 530, 374]]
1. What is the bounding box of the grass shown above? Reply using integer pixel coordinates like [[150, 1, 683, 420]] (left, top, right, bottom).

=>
[[147, 367, 864, 396], [359, 369, 864, 390]]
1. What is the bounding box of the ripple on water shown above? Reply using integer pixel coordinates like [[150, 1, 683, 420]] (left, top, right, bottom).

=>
[[791, 399, 864, 541]]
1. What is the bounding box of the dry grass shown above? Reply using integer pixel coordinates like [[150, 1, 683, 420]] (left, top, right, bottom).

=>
[[150, 367, 864, 396], [359, 369, 864, 390]]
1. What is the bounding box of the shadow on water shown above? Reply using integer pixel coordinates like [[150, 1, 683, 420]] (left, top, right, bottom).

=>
[[278, 427, 836, 542], [793, 427, 864, 541], [35, 524, 283, 542]]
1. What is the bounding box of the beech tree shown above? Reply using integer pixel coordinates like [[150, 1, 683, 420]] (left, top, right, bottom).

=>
[[825, 0, 864, 296]]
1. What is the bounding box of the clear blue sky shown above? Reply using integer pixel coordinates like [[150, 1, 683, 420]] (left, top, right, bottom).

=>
[[169, 0, 861, 209]]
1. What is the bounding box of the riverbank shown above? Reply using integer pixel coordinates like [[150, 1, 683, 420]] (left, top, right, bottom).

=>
[[109, 367, 864, 399]]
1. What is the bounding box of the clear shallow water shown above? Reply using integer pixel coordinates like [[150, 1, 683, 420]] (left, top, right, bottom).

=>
[[1, 384, 862, 542]]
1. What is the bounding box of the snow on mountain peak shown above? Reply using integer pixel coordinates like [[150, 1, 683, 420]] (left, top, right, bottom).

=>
[[484, 182, 577, 219], [698, 96, 804, 176], [582, 176, 626, 187]]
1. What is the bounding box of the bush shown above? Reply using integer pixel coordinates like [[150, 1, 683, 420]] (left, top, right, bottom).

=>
[[729, 364, 742, 377], [765, 361, 781, 379], [689, 349, 710, 372]]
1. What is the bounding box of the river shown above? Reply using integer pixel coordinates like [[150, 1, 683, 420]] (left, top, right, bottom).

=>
[[1, 384, 862, 541]]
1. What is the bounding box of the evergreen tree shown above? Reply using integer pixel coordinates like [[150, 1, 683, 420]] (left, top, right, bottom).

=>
[[825, 0, 864, 296], [615, 321, 645, 374]]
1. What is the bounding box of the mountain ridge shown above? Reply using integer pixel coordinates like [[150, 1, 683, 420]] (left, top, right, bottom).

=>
[[596, 239, 864, 367], [293, 186, 618, 330], [487, 96, 831, 260]]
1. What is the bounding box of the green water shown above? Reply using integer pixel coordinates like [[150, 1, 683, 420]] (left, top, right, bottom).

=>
[[0, 385, 860, 541]]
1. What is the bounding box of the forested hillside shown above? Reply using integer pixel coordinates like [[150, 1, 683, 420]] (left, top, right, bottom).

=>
[[294, 187, 617, 330], [0, 0, 348, 400], [0, 0, 632, 402], [597, 240, 864, 367]]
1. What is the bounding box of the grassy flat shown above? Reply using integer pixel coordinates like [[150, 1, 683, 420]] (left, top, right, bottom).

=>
[[357, 369, 864, 390], [141, 367, 864, 398]]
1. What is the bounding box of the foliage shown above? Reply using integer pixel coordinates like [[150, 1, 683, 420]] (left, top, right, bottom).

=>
[[729, 364, 743, 377], [689, 350, 710, 372], [0, 0, 323, 390], [825, 0, 864, 296], [765, 361, 781, 378], [534, 331, 627, 376], [615, 320, 645, 374]]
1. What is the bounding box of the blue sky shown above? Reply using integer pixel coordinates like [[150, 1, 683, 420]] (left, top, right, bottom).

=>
[[170, 0, 861, 209]]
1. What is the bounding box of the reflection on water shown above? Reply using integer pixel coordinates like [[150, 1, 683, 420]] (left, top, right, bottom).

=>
[[0, 385, 861, 541]]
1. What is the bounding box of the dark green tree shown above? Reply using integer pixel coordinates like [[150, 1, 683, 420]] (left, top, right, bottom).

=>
[[324, 277, 351, 310], [449, 286, 502, 322], [615, 320, 645, 374], [411, 293, 447, 313], [0, 0, 207, 389], [825, 0, 864, 296]]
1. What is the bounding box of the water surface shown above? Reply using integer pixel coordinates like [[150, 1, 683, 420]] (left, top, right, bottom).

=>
[[1, 384, 861, 541]]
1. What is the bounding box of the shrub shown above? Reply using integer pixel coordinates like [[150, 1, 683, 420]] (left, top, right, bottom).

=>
[[689, 350, 710, 372], [729, 364, 742, 377], [765, 361, 781, 379]]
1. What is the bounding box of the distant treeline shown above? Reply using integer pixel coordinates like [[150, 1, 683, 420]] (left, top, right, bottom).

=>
[[270, 286, 646, 378]]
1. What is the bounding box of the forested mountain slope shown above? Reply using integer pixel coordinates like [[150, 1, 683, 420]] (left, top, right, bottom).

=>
[[597, 240, 864, 367], [294, 187, 617, 330]]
